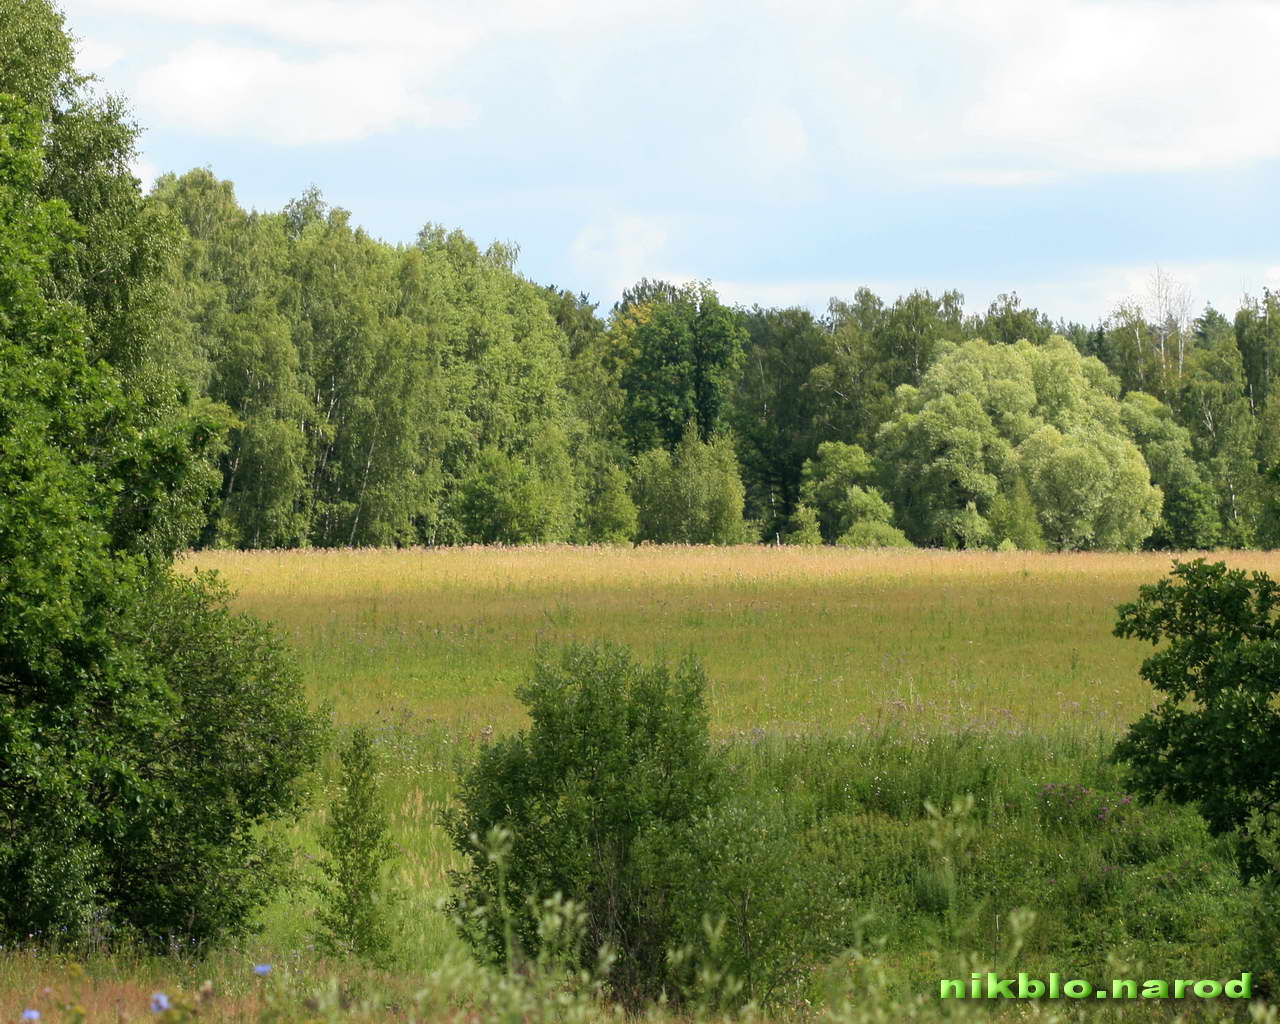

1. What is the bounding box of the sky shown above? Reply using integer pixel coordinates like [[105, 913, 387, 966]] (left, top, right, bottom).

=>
[[60, 0, 1280, 326]]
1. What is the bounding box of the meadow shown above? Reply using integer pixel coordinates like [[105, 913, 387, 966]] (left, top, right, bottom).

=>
[[5, 546, 1279, 1022]]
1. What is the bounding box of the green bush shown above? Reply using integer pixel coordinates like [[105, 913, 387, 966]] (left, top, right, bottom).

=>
[[1113, 559, 1280, 875], [0, 95, 325, 947], [659, 792, 857, 1007], [443, 642, 725, 1008], [98, 572, 326, 946], [631, 424, 748, 544], [785, 503, 823, 545], [313, 728, 398, 965], [837, 519, 913, 549]]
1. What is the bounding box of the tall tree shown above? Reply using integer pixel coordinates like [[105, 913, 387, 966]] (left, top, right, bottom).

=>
[[1235, 291, 1280, 414], [1176, 330, 1259, 546], [877, 338, 1161, 549], [0, 16, 322, 947], [731, 306, 834, 534], [616, 281, 746, 453]]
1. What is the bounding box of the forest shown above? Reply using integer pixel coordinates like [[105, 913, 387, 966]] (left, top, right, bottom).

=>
[[152, 167, 1280, 553], [3, 0, 1279, 556]]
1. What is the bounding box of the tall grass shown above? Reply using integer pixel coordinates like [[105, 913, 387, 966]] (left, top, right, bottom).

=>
[[181, 546, 1280, 733], [5, 547, 1277, 1021]]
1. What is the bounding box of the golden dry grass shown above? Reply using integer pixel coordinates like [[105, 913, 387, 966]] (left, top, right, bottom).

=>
[[180, 545, 1280, 734]]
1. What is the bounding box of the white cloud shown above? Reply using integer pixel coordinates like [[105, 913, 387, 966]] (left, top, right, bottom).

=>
[[63, 0, 1280, 174], [74, 37, 124, 76], [129, 153, 159, 192], [134, 41, 471, 144], [911, 0, 1280, 175], [569, 214, 677, 300]]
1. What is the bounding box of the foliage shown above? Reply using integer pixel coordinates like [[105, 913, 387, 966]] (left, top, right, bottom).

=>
[[986, 475, 1045, 551], [313, 729, 397, 965], [616, 281, 746, 453], [1113, 559, 1280, 876], [785, 503, 823, 545], [443, 643, 726, 1009], [631, 424, 749, 544], [579, 464, 638, 544], [0, 28, 324, 949], [732, 307, 835, 535], [837, 518, 913, 549], [877, 337, 1161, 550], [797, 441, 878, 542], [110, 572, 327, 945]]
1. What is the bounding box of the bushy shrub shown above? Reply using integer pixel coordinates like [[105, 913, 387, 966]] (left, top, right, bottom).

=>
[[95, 571, 326, 946], [0, 95, 325, 948], [0, 568, 326, 948], [313, 728, 398, 964], [443, 642, 725, 1008], [837, 519, 913, 549], [659, 792, 857, 1006], [631, 424, 748, 544], [786, 503, 823, 545], [444, 642, 857, 1011], [1113, 559, 1280, 875]]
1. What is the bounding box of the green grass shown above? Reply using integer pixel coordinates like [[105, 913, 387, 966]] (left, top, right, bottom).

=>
[[5, 546, 1278, 1022]]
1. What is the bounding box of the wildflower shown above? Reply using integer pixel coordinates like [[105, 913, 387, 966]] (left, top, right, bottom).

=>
[[253, 964, 272, 976], [151, 993, 170, 1013], [22, 1010, 40, 1021]]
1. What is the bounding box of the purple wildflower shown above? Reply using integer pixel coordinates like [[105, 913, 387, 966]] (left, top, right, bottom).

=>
[[150, 993, 170, 1013]]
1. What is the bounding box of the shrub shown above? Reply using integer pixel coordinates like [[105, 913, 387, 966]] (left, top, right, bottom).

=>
[[443, 642, 726, 1009], [1113, 559, 1280, 876], [786, 503, 823, 545], [313, 728, 397, 964], [631, 424, 748, 544], [659, 791, 856, 1007], [99, 571, 326, 946], [0, 94, 325, 948], [837, 519, 913, 549]]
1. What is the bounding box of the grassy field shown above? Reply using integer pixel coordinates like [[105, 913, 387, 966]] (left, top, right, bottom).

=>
[[5, 546, 1279, 1022], [181, 545, 1280, 734]]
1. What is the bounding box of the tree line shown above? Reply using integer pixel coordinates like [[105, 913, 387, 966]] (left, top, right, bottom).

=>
[[147, 168, 1280, 551], [6, 0, 1280, 553]]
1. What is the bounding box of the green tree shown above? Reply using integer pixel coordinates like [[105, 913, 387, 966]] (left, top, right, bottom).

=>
[[580, 464, 638, 544], [986, 475, 1045, 551], [796, 441, 906, 545], [152, 169, 313, 548], [631, 424, 749, 545], [1234, 292, 1280, 413], [785, 503, 823, 546], [732, 307, 834, 534], [314, 729, 397, 964], [1176, 332, 1259, 547], [1, 0, 218, 561], [1120, 391, 1220, 549], [877, 337, 1161, 549], [444, 643, 726, 1009], [618, 282, 746, 453], [1113, 560, 1280, 877], [822, 287, 966, 447], [967, 291, 1054, 346], [0, 89, 324, 946]]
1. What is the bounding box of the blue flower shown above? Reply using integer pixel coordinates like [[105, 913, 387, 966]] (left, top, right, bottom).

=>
[[22, 1010, 40, 1021], [253, 964, 272, 976], [150, 992, 170, 1013]]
